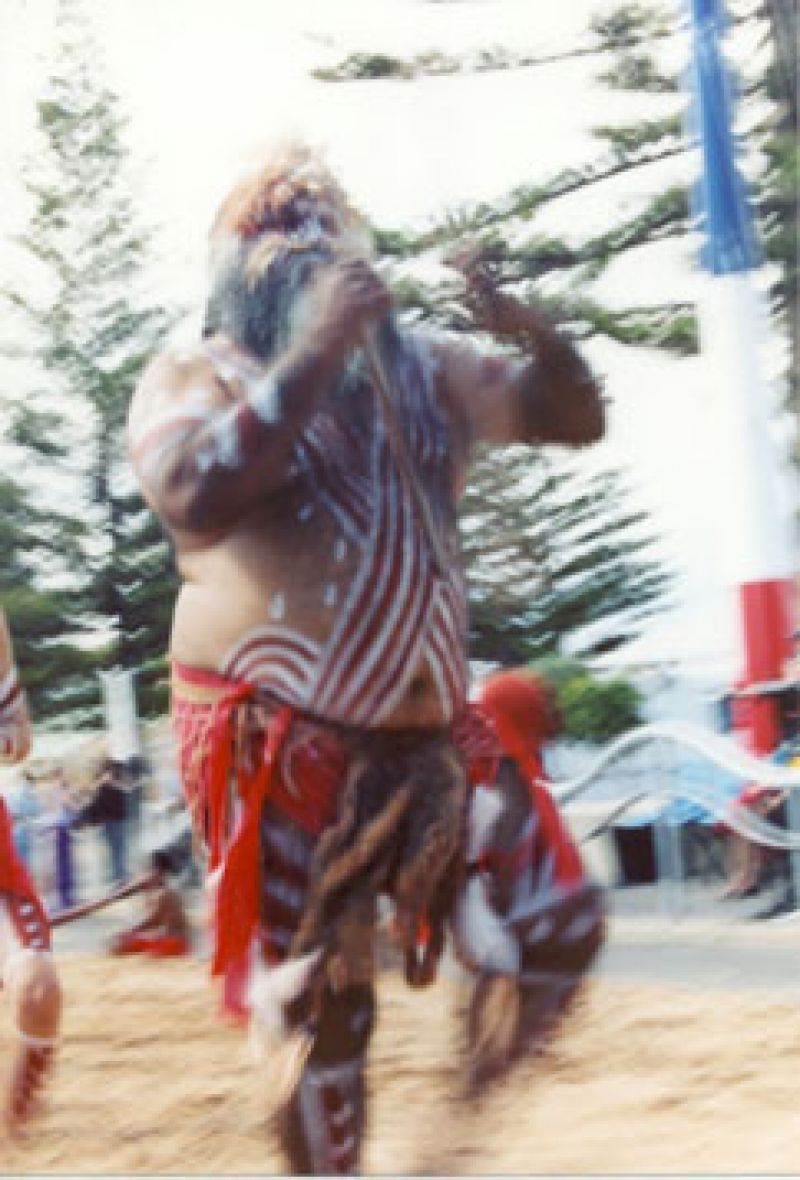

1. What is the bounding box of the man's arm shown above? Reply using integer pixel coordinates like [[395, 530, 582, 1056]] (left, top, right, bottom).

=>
[[433, 257, 605, 452], [128, 260, 391, 536], [0, 610, 31, 765]]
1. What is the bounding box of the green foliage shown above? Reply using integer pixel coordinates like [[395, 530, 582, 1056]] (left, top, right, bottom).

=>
[[460, 448, 672, 666], [589, 0, 797, 479], [598, 51, 678, 93], [326, 1, 800, 674], [557, 672, 642, 742], [313, 52, 413, 82], [572, 299, 698, 355], [9, 407, 71, 458], [754, 0, 798, 466], [354, 7, 692, 668], [0, 0, 179, 724], [377, 187, 696, 353], [592, 115, 683, 157], [0, 472, 99, 718], [531, 654, 643, 742], [374, 145, 691, 266], [312, 45, 592, 84], [369, 1, 793, 412], [590, 2, 672, 48]]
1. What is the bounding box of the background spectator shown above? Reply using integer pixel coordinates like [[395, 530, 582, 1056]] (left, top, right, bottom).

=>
[[73, 758, 129, 886], [48, 767, 78, 912]]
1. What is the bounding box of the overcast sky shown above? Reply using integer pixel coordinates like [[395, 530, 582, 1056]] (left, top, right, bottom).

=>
[[1, 0, 796, 685]]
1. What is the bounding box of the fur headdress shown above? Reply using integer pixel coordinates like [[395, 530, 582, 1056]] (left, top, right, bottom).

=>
[[204, 142, 371, 358], [210, 142, 370, 273]]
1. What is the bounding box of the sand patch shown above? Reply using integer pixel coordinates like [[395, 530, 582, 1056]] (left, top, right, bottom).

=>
[[0, 955, 796, 1174]]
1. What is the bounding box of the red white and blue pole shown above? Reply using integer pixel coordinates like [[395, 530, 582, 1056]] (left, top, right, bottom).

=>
[[688, 0, 797, 753]]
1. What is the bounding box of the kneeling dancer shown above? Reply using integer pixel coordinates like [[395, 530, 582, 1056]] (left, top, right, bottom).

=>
[[128, 142, 605, 1174], [0, 610, 62, 1130]]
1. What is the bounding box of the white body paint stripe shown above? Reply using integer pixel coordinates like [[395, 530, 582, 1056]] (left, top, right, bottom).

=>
[[212, 331, 469, 724], [221, 627, 322, 707]]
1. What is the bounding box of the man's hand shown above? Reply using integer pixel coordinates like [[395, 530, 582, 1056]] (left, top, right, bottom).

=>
[[304, 259, 392, 364], [439, 243, 605, 448], [445, 244, 510, 335], [447, 244, 552, 343]]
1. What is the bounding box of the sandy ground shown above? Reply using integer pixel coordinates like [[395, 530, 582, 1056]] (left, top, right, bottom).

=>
[[0, 953, 797, 1176]]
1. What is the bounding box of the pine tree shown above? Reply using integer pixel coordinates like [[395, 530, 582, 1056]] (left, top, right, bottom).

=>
[[371, 3, 695, 354], [460, 448, 671, 664], [331, 2, 794, 373], [590, 0, 797, 453], [0, 474, 98, 720], [316, 7, 684, 662], [753, 0, 798, 464], [317, 0, 797, 657], [0, 0, 178, 722]]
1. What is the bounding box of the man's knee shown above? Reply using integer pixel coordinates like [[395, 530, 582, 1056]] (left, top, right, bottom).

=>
[[8, 951, 62, 1040]]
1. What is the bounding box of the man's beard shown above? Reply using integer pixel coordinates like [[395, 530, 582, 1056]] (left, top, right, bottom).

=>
[[203, 239, 335, 364], [203, 236, 398, 432]]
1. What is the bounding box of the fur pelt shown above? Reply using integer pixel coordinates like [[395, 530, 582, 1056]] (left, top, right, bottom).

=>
[[289, 729, 469, 1002]]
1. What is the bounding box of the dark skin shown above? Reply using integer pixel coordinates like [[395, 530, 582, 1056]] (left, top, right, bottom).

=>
[[150, 259, 393, 538], [129, 244, 604, 729], [449, 248, 604, 446], [108, 868, 191, 951]]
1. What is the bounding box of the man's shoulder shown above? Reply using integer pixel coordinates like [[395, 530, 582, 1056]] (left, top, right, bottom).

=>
[[135, 342, 221, 400], [398, 323, 483, 431], [127, 342, 227, 440]]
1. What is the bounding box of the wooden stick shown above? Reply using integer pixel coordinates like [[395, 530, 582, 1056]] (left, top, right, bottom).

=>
[[49, 873, 157, 928], [361, 327, 451, 577]]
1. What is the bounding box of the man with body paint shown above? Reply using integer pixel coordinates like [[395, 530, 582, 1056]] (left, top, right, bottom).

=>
[[128, 143, 605, 1174], [0, 609, 62, 1131]]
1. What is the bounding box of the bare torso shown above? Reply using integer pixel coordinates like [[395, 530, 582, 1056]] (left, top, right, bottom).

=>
[[152, 332, 470, 728], [130, 248, 604, 733], [148, 886, 191, 941]]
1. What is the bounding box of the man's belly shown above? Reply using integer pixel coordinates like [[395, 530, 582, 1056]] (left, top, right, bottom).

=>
[[170, 568, 468, 730]]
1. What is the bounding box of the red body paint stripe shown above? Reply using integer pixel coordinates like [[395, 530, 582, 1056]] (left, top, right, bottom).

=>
[[0, 679, 21, 716]]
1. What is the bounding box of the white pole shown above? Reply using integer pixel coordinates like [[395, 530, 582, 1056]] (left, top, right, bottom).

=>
[[99, 670, 140, 762]]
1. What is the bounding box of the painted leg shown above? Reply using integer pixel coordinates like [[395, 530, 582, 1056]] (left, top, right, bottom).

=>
[[464, 880, 605, 1091], [279, 984, 374, 1176], [455, 768, 606, 1091], [5, 950, 62, 1130], [515, 879, 606, 1043]]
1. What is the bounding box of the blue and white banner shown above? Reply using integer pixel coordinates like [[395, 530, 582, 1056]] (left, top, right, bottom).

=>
[[687, 0, 760, 274]]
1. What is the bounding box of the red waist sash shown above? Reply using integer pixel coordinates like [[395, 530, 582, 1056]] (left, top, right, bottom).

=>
[[172, 662, 351, 1015], [171, 661, 565, 1015]]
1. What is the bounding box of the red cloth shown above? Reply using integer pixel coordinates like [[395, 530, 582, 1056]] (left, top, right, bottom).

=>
[[112, 932, 190, 958], [172, 662, 582, 1015], [172, 663, 348, 1017], [476, 670, 584, 887], [0, 797, 51, 950], [0, 796, 31, 895], [452, 706, 501, 788]]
